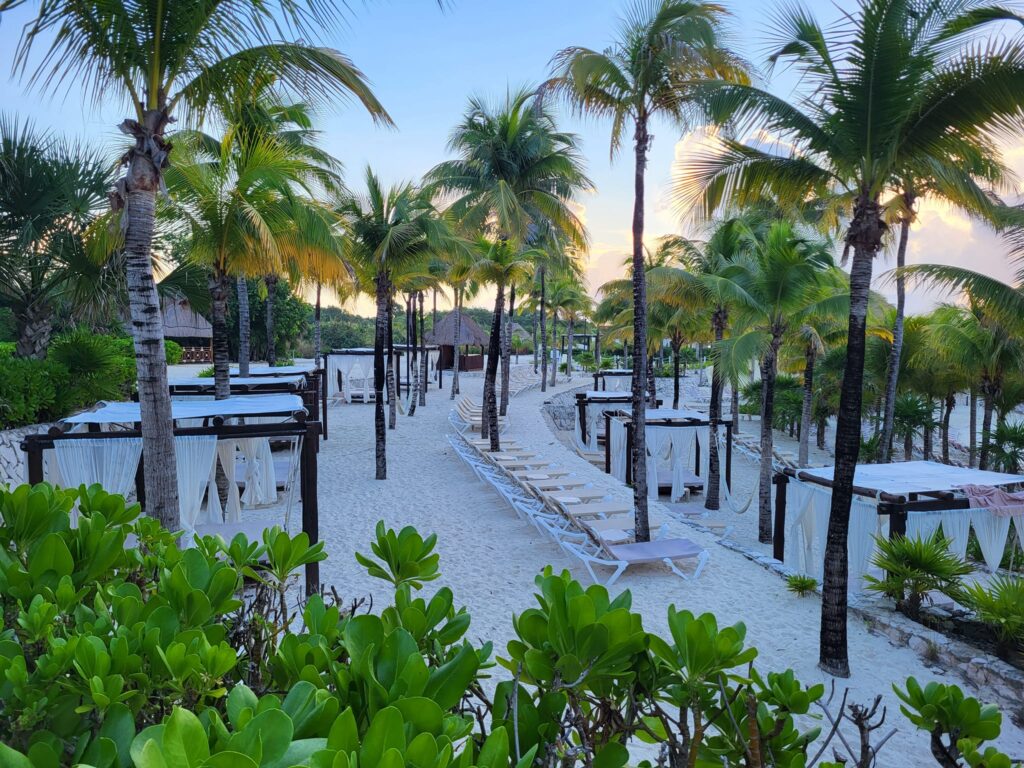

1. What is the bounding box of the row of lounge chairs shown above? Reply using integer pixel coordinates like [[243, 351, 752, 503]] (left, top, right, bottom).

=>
[[447, 433, 708, 586], [448, 397, 510, 434]]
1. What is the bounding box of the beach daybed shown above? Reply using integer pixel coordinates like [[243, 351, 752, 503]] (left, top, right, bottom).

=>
[[773, 460, 1024, 592]]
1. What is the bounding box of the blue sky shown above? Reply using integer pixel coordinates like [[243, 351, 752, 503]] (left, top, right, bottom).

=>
[[1, 0, 1017, 316]]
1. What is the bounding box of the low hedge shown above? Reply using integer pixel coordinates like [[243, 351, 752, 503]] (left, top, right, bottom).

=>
[[0, 331, 184, 430]]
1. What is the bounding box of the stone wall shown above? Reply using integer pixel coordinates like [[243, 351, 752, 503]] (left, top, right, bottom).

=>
[[541, 386, 585, 432], [0, 423, 55, 487]]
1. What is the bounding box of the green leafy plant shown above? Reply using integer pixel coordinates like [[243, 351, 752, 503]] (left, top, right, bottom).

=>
[[895, 677, 1010, 767], [962, 575, 1024, 650], [786, 574, 818, 597], [356, 522, 440, 591], [865, 533, 974, 618]]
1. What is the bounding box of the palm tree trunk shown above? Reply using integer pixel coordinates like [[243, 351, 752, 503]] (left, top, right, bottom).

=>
[[981, 386, 996, 470], [500, 284, 515, 415], [879, 211, 912, 462], [904, 431, 913, 461], [732, 380, 741, 435], [647, 356, 657, 405], [373, 273, 388, 479], [820, 206, 882, 678], [923, 399, 933, 460], [969, 387, 978, 467], [816, 411, 827, 450], [672, 341, 681, 410], [630, 117, 651, 542], [706, 309, 726, 511], [549, 311, 558, 385], [757, 340, 780, 542], [237, 276, 251, 376], [209, 267, 231, 506], [387, 292, 397, 429], [313, 282, 322, 368], [264, 274, 278, 366], [483, 283, 505, 451], [210, 268, 232, 400], [14, 302, 53, 360], [119, 119, 178, 528], [419, 292, 427, 407], [566, 316, 574, 381], [540, 267, 548, 391], [799, 345, 816, 467], [942, 393, 954, 464], [450, 291, 462, 400]]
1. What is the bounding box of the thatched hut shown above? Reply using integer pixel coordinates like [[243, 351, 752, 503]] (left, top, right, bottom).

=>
[[425, 310, 488, 371], [162, 298, 213, 362]]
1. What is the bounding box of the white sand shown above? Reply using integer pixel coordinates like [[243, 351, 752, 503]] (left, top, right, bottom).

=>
[[310, 368, 1024, 765]]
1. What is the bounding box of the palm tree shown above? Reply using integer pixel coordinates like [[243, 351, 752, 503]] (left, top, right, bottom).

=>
[[877, 162, 1013, 463], [0, 117, 115, 358], [677, 0, 1024, 676], [166, 125, 334, 399], [427, 88, 588, 441], [12, 0, 390, 526], [469, 238, 534, 450], [712, 221, 833, 541], [547, 0, 748, 541], [337, 169, 450, 479]]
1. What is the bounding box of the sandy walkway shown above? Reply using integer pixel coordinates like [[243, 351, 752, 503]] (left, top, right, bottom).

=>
[[314, 370, 1024, 765]]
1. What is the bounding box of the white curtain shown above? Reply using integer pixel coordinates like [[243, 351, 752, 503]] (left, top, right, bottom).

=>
[[645, 426, 673, 500], [238, 437, 277, 506], [783, 481, 816, 573], [970, 508, 1012, 571], [610, 419, 627, 482], [176, 436, 218, 536], [907, 511, 943, 542], [573, 407, 587, 451], [206, 441, 241, 524], [939, 512, 972, 560], [784, 481, 832, 581], [849, 497, 882, 593], [53, 438, 142, 497], [326, 354, 343, 398], [668, 428, 699, 502]]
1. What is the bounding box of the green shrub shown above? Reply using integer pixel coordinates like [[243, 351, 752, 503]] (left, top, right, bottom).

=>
[[50, 328, 135, 409], [963, 575, 1024, 648], [0, 342, 14, 360], [865, 533, 974, 617], [0, 482, 1016, 768], [197, 365, 216, 377], [0, 356, 69, 428], [164, 338, 183, 364], [786, 574, 818, 597]]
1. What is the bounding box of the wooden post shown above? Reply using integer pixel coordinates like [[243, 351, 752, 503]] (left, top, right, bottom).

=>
[[625, 420, 633, 486], [300, 419, 321, 595], [694, 433, 701, 477], [602, 411, 610, 473], [319, 367, 328, 440], [725, 421, 733, 491], [773, 473, 788, 561], [23, 435, 44, 484], [576, 394, 588, 447]]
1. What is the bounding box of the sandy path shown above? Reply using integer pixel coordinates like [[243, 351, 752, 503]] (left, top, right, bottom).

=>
[[314, 370, 1024, 766]]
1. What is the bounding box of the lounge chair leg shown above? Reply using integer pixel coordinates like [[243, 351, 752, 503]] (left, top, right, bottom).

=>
[[606, 562, 627, 587]]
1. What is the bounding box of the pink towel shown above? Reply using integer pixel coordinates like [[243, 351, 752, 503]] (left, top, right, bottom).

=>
[[958, 484, 1024, 517]]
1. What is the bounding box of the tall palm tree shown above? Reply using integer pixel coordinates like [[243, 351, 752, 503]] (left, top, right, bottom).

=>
[[547, 0, 748, 541], [427, 88, 589, 440], [12, 0, 390, 526], [877, 162, 1013, 462], [166, 123, 335, 399], [0, 117, 115, 358], [470, 238, 534, 450], [712, 221, 833, 541], [677, 0, 1024, 676], [338, 169, 450, 479]]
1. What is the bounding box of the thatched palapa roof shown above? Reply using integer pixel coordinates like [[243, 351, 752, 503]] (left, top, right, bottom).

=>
[[162, 298, 213, 339], [425, 310, 489, 347]]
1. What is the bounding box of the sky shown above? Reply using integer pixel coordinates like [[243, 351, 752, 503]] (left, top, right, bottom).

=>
[[1, 0, 1020, 317]]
